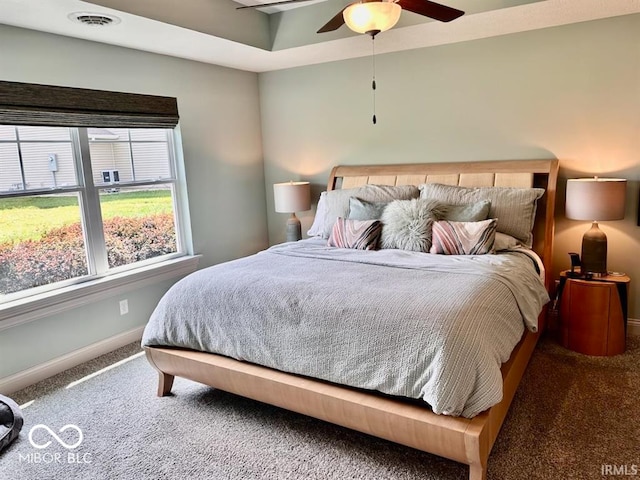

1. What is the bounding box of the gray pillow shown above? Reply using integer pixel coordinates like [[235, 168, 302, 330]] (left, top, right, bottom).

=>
[[494, 232, 520, 251], [419, 183, 544, 247], [441, 200, 491, 222], [380, 198, 445, 252], [322, 184, 419, 238], [0, 394, 23, 453], [347, 197, 388, 221]]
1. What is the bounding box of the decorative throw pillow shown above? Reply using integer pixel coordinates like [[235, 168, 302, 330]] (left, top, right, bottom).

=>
[[380, 198, 445, 252], [441, 200, 491, 222], [419, 183, 543, 247], [306, 191, 327, 237], [0, 394, 23, 453], [322, 184, 419, 238], [430, 219, 497, 255], [327, 217, 382, 250], [347, 197, 388, 221]]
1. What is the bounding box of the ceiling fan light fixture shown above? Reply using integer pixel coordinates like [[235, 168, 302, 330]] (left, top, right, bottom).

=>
[[343, 1, 401, 36]]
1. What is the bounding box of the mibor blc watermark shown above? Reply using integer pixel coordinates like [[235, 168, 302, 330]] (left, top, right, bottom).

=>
[[601, 464, 639, 477], [19, 424, 92, 464]]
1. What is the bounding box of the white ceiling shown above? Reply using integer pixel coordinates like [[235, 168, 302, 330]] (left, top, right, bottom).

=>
[[0, 0, 639, 73], [234, 0, 330, 13]]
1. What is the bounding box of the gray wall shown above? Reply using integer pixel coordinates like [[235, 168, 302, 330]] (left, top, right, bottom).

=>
[[0, 24, 268, 378], [260, 15, 640, 318]]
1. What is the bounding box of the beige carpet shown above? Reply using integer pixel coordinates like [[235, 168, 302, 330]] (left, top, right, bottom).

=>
[[490, 335, 639, 479], [2, 335, 638, 480]]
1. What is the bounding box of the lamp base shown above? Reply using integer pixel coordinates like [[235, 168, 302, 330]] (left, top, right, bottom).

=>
[[285, 213, 302, 242], [581, 221, 607, 276]]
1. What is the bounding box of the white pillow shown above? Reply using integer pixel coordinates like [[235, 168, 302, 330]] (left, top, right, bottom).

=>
[[380, 198, 444, 252], [306, 192, 327, 237]]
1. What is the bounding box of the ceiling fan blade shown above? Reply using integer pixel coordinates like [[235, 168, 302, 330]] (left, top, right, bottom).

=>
[[236, 0, 314, 10], [317, 7, 347, 33], [397, 0, 464, 22]]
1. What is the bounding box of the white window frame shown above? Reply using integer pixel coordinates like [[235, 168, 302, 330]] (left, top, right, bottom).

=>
[[0, 125, 197, 328]]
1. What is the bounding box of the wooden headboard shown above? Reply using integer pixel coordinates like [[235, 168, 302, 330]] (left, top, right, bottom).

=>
[[327, 159, 559, 289]]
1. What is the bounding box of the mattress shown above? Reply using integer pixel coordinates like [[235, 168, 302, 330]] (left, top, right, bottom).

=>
[[142, 238, 549, 418]]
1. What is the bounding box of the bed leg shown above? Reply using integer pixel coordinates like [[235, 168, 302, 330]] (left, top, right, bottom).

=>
[[145, 348, 175, 396], [469, 463, 487, 480], [157, 372, 175, 397]]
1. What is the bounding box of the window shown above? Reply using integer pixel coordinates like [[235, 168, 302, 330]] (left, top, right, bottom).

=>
[[0, 125, 184, 301]]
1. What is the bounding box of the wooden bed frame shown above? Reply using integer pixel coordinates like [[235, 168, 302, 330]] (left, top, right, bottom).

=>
[[145, 159, 559, 480]]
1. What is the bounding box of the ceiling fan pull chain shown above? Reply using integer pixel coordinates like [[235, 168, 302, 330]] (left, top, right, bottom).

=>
[[371, 35, 377, 125]]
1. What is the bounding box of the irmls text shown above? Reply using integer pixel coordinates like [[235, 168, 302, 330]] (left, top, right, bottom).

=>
[[601, 464, 639, 476]]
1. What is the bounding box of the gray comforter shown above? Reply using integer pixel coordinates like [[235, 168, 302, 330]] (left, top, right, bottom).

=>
[[142, 239, 549, 418]]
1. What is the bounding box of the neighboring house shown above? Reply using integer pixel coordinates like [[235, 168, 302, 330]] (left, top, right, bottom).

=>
[[0, 127, 170, 192], [87, 128, 171, 186]]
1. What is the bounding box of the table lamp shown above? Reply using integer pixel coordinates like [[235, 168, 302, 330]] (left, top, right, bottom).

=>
[[274, 181, 311, 242], [565, 177, 626, 276]]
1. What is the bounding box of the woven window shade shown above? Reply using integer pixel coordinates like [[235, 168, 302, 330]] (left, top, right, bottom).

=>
[[0, 81, 179, 128]]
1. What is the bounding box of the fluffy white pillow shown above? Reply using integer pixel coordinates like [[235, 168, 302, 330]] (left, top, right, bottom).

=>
[[380, 198, 445, 252]]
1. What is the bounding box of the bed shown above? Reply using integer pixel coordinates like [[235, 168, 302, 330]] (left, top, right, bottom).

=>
[[143, 159, 559, 480]]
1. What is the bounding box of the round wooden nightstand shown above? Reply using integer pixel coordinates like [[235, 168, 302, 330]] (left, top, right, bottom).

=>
[[558, 270, 630, 356]]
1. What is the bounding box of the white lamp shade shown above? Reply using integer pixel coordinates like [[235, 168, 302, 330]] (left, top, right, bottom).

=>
[[566, 178, 626, 221], [273, 181, 311, 213], [343, 1, 401, 35]]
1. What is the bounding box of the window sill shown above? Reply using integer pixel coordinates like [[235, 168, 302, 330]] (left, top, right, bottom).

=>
[[0, 255, 200, 331]]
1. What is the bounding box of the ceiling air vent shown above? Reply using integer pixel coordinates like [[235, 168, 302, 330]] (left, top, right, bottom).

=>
[[68, 12, 121, 27]]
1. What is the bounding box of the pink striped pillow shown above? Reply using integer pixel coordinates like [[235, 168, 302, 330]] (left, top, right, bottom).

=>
[[327, 217, 382, 250], [430, 219, 497, 255]]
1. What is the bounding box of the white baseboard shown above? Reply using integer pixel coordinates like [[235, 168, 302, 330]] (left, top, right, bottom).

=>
[[0, 326, 144, 395], [628, 318, 640, 337]]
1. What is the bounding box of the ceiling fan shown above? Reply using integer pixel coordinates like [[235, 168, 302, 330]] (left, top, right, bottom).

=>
[[237, 0, 465, 36], [238, 0, 464, 125]]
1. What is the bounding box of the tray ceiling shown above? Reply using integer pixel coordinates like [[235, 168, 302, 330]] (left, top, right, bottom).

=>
[[0, 0, 638, 72]]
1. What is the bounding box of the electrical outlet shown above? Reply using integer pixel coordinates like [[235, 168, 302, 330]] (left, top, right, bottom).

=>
[[119, 299, 129, 316]]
